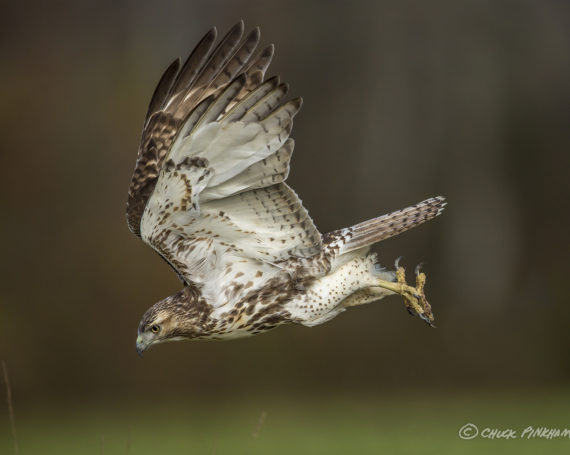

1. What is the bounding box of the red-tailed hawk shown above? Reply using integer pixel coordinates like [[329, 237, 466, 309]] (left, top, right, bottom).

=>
[[127, 22, 446, 355]]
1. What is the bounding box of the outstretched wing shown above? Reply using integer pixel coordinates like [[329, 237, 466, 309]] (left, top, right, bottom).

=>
[[127, 23, 322, 305], [127, 21, 274, 236]]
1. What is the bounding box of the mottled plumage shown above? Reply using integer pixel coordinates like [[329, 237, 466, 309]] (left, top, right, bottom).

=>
[[126, 22, 446, 355]]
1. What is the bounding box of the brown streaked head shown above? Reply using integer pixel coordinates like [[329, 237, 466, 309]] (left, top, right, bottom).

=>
[[135, 286, 210, 356]]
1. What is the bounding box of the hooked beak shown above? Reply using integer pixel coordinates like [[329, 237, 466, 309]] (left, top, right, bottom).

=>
[[136, 335, 148, 357]]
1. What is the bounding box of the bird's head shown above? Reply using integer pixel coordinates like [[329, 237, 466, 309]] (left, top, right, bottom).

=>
[[135, 287, 210, 356], [136, 306, 176, 356]]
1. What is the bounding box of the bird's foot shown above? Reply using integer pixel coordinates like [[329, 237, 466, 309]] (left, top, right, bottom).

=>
[[375, 260, 435, 327], [397, 263, 435, 327]]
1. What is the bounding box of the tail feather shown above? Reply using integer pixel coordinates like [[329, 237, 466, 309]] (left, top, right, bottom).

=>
[[326, 197, 446, 256]]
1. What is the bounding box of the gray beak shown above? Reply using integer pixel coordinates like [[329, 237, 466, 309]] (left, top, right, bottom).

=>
[[136, 335, 147, 357]]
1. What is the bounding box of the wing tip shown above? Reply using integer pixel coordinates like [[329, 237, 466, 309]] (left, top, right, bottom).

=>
[[229, 20, 245, 38], [292, 96, 303, 111], [249, 25, 261, 39], [204, 26, 218, 42], [262, 44, 275, 58]]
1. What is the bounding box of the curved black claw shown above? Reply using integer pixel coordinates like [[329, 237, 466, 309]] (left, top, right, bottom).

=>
[[414, 262, 425, 276], [395, 256, 403, 270], [419, 312, 436, 328]]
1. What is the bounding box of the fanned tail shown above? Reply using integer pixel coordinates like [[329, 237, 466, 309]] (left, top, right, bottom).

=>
[[325, 197, 446, 256]]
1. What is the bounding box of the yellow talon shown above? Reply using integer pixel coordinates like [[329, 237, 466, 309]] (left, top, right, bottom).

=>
[[375, 264, 435, 327]]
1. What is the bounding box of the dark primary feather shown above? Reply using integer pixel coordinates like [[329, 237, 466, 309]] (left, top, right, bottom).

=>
[[208, 28, 260, 94], [169, 28, 218, 97], [187, 22, 245, 96], [144, 58, 180, 126], [126, 21, 272, 236]]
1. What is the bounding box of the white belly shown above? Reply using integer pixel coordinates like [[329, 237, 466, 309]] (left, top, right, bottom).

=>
[[286, 253, 393, 326]]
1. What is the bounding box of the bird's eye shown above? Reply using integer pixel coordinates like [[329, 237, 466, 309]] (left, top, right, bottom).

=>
[[150, 325, 160, 334]]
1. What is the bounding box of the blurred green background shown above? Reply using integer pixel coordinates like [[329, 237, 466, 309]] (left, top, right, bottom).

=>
[[1, 0, 569, 453]]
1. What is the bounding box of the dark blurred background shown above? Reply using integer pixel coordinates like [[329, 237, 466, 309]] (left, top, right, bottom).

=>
[[1, 0, 569, 453]]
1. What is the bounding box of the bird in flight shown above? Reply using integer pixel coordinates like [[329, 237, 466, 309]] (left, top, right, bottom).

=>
[[127, 22, 446, 355]]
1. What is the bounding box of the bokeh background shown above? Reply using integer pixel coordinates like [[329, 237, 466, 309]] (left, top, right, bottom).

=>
[[1, 0, 569, 453]]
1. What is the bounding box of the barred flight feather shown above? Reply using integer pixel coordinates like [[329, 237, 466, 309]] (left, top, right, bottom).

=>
[[326, 197, 447, 256]]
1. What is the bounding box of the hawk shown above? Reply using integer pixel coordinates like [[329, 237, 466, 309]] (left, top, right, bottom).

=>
[[127, 22, 446, 355]]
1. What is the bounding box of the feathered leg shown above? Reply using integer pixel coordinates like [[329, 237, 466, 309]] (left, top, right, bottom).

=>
[[341, 287, 394, 308], [339, 260, 434, 326]]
